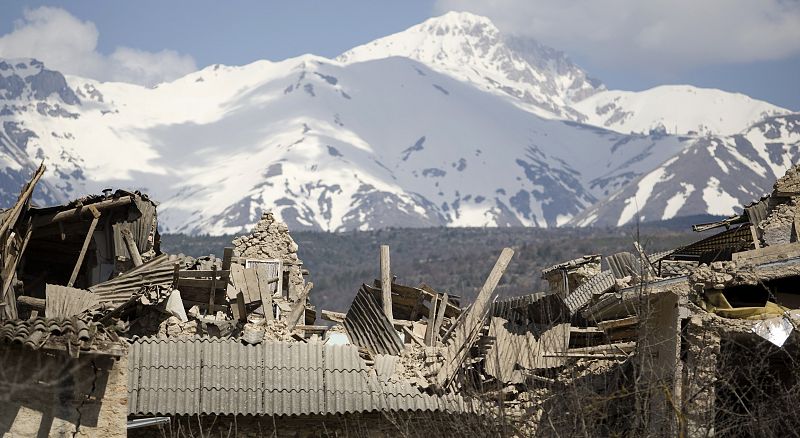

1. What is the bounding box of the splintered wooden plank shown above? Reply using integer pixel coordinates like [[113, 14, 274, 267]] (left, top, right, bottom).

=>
[[242, 268, 260, 304], [232, 291, 247, 321], [222, 247, 234, 271], [597, 316, 639, 331], [424, 294, 439, 346], [228, 264, 246, 300], [286, 282, 313, 330], [380, 245, 393, 322], [67, 206, 100, 287], [121, 226, 143, 267], [433, 293, 449, 345], [255, 264, 274, 321]]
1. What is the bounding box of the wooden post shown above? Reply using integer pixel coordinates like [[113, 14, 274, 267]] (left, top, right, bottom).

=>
[[433, 293, 449, 346], [222, 247, 233, 271], [209, 265, 218, 310], [750, 224, 761, 249], [286, 282, 313, 330], [172, 263, 180, 290], [67, 206, 100, 288], [235, 291, 247, 322], [380, 245, 393, 322], [425, 294, 439, 346], [256, 264, 274, 321], [121, 227, 143, 267]]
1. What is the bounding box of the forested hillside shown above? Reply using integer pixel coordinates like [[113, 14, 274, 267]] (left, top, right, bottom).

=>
[[161, 216, 719, 312]]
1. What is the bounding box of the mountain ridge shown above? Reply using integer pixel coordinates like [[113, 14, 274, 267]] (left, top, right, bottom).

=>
[[0, 11, 795, 234]]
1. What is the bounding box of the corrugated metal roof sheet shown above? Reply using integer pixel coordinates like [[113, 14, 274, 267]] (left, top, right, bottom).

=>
[[89, 254, 185, 304], [344, 286, 404, 355], [44, 284, 100, 318], [128, 338, 473, 417], [671, 224, 753, 259]]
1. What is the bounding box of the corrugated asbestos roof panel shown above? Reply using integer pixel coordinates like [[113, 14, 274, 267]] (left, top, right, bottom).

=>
[[44, 284, 100, 319], [129, 337, 472, 417], [563, 270, 615, 314], [343, 286, 404, 355], [374, 354, 398, 382], [89, 254, 185, 304]]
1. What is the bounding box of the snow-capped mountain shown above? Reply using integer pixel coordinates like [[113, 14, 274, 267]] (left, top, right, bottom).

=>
[[338, 11, 604, 121], [572, 114, 800, 227], [573, 85, 790, 136], [0, 12, 796, 234]]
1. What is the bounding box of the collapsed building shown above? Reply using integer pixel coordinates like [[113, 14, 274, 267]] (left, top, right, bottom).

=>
[[3, 162, 800, 436]]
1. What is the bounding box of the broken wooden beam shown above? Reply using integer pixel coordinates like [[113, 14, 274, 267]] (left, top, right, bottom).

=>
[[286, 282, 313, 330], [17, 295, 45, 311], [380, 245, 393, 322], [433, 292, 449, 345], [32, 195, 133, 227], [435, 247, 514, 388], [424, 294, 439, 346], [321, 309, 346, 323], [121, 227, 144, 267], [0, 163, 45, 238], [403, 326, 426, 348], [67, 205, 101, 287], [222, 247, 234, 271], [255, 264, 274, 321], [597, 316, 639, 331], [232, 291, 247, 321]]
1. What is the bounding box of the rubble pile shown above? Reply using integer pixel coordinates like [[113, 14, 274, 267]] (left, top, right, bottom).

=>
[[4, 162, 800, 436], [232, 211, 306, 299]]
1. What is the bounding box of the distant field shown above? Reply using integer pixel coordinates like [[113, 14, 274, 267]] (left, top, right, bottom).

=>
[[160, 215, 720, 313]]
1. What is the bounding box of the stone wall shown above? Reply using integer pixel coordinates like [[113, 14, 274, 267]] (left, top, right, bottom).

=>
[[232, 212, 305, 299], [758, 198, 798, 247], [0, 346, 128, 437]]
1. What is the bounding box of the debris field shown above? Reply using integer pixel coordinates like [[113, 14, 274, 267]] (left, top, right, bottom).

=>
[[3, 163, 800, 436]]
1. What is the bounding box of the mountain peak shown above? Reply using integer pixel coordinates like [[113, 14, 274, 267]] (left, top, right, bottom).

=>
[[0, 57, 79, 105], [338, 11, 602, 120], [417, 11, 499, 33]]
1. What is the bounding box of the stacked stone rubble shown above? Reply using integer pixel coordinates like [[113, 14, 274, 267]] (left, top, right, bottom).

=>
[[232, 212, 305, 299], [758, 199, 797, 247]]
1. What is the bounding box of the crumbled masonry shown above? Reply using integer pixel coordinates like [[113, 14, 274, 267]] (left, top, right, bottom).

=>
[[3, 163, 800, 436]]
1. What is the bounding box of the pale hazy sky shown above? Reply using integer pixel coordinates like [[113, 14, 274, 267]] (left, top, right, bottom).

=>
[[0, 0, 797, 110]]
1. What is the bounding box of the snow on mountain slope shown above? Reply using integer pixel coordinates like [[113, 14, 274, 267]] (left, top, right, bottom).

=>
[[573, 86, 791, 136], [571, 114, 800, 227], [0, 54, 691, 234], [0, 11, 795, 234], [150, 56, 688, 234], [0, 59, 82, 206], [337, 11, 603, 121]]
